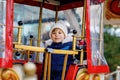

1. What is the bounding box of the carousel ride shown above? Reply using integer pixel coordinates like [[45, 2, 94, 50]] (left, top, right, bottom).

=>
[[0, 0, 117, 80]]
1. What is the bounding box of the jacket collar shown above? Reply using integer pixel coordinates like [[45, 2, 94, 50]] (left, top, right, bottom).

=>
[[45, 36, 72, 47]]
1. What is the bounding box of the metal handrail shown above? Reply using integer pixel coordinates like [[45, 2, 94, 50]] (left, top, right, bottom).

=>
[[105, 66, 120, 80]]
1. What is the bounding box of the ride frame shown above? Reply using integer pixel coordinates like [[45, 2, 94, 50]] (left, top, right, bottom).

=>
[[5, 0, 109, 80]]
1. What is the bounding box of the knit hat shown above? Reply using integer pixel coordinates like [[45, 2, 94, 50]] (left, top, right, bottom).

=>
[[49, 20, 68, 38]]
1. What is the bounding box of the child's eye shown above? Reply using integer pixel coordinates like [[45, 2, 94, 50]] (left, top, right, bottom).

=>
[[52, 32, 56, 34], [58, 32, 62, 34]]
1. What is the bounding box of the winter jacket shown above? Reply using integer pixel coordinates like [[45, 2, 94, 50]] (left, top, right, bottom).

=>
[[45, 37, 74, 80]]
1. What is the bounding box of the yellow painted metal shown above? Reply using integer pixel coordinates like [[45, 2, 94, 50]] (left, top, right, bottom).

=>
[[72, 35, 77, 51], [13, 26, 23, 58], [80, 49, 84, 65], [61, 54, 68, 80], [17, 26, 22, 45], [80, 0, 87, 65], [47, 53, 51, 80], [98, 4, 104, 65], [13, 26, 22, 45], [29, 38, 33, 46], [73, 36, 85, 38], [36, 3, 43, 63], [72, 35, 77, 58], [27, 38, 33, 61], [81, 0, 86, 37], [15, 45, 45, 52], [43, 52, 48, 80], [55, 7, 58, 22], [53, 49, 78, 54], [15, 45, 78, 55]]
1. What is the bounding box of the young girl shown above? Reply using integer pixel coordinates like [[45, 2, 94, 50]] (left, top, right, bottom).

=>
[[44, 20, 74, 80]]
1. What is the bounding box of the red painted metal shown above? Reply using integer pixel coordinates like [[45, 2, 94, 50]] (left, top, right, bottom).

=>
[[86, 0, 109, 73], [65, 64, 79, 80], [0, 0, 14, 68]]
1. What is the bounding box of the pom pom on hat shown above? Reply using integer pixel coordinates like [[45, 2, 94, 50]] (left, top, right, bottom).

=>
[[49, 20, 68, 38]]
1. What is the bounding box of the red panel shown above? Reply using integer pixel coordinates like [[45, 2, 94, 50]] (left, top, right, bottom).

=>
[[65, 64, 79, 80], [110, 0, 120, 15], [14, 0, 104, 11], [4, 0, 13, 67], [13, 60, 27, 64], [59, 1, 84, 11], [36, 63, 43, 80], [86, 0, 109, 73]]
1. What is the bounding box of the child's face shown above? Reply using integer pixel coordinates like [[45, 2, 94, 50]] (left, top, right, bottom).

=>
[[51, 28, 65, 43]]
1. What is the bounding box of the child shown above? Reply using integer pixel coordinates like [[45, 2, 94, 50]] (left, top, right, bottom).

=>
[[43, 20, 74, 80]]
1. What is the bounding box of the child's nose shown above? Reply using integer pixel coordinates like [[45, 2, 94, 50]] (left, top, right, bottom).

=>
[[55, 33, 59, 36]]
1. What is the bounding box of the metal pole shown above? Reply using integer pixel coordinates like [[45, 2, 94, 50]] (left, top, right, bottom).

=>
[[80, 0, 87, 65], [43, 52, 48, 80], [98, 3, 103, 65], [55, 6, 58, 23], [17, 21, 23, 45], [61, 54, 68, 80], [36, 3, 43, 63]]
